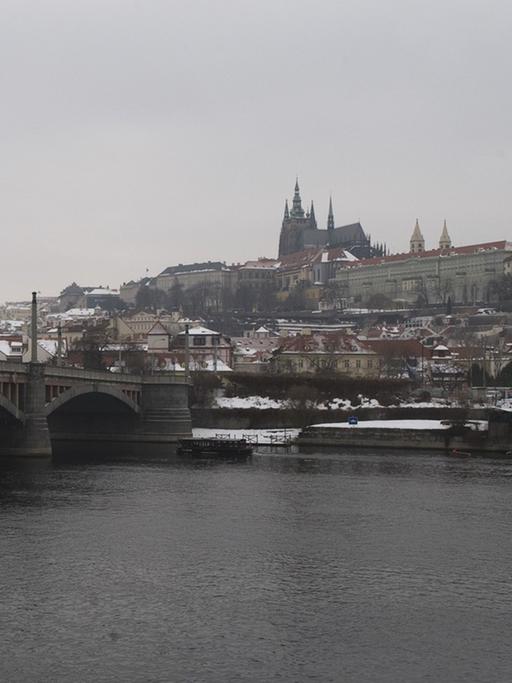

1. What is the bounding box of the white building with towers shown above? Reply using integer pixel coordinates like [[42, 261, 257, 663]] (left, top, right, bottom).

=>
[[335, 220, 511, 306]]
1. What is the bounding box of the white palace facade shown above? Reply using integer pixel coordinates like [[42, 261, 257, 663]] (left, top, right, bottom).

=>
[[335, 221, 512, 306]]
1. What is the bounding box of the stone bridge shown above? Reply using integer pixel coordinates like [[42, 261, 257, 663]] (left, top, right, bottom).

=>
[[0, 361, 191, 457]]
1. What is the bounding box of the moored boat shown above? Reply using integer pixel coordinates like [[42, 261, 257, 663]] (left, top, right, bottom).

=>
[[177, 438, 253, 459]]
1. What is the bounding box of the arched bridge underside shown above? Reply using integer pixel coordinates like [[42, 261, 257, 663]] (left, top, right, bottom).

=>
[[45, 384, 140, 417], [0, 394, 23, 423], [0, 363, 191, 457]]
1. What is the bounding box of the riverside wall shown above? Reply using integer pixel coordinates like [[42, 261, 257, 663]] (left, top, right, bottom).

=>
[[192, 406, 491, 430], [296, 426, 498, 453]]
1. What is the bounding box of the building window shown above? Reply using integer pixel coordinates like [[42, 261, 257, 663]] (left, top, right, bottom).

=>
[[368, 360, 373, 368], [344, 360, 350, 369], [193, 337, 206, 346], [356, 360, 361, 368]]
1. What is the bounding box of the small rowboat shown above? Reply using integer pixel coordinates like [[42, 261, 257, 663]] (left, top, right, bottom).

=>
[[450, 449, 471, 458]]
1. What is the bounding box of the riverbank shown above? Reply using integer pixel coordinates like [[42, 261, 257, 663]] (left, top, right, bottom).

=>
[[193, 407, 512, 455], [192, 405, 491, 430]]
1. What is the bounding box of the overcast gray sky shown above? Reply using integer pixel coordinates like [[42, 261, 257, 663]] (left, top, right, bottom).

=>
[[1, 0, 511, 300]]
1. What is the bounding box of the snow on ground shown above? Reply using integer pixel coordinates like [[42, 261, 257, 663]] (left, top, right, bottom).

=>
[[211, 394, 496, 412], [497, 400, 512, 412], [213, 395, 382, 410], [398, 400, 459, 408], [213, 396, 287, 409], [193, 428, 300, 442], [311, 419, 451, 430]]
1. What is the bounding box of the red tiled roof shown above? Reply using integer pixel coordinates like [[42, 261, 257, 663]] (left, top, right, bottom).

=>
[[364, 338, 433, 358], [277, 332, 374, 354], [278, 246, 358, 270], [346, 241, 509, 268], [278, 248, 319, 268]]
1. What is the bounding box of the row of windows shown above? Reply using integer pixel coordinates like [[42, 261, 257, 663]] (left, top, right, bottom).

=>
[[282, 358, 375, 370], [239, 271, 273, 279], [175, 336, 220, 347]]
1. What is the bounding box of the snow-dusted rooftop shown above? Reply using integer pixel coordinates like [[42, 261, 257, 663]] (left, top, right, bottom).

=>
[[178, 326, 219, 336]]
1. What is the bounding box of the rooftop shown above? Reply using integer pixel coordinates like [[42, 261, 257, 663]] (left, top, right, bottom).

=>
[[346, 240, 511, 268]]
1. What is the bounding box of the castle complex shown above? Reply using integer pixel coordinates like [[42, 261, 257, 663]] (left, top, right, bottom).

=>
[[117, 180, 512, 312], [335, 218, 512, 306], [278, 180, 378, 259]]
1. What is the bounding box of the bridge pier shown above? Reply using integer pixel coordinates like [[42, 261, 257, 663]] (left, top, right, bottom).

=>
[[139, 381, 192, 450], [0, 363, 52, 458], [21, 364, 52, 457]]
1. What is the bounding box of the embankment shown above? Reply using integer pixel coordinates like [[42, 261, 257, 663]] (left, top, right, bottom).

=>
[[192, 406, 490, 430]]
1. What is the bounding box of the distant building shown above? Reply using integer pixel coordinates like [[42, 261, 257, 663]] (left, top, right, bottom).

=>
[[278, 179, 377, 259], [0, 336, 24, 362], [171, 326, 232, 369], [23, 339, 66, 364], [270, 333, 380, 377], [110, 311, 183, 341], [155, 261, 234, 295], [59, 282, 85, 311], [335, 238, 512, 307], [59, 284, 122, 312], [236, 258, 278, 291], [119, 277, 153, 306]]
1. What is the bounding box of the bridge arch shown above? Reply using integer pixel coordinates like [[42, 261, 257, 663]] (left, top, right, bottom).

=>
[[45, 384, 140, 416], [0, 394, 24, 422]]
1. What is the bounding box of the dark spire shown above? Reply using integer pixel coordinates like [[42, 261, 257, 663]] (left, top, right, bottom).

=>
[[283, 199, 289, 220], [309, 200, 317, 227], [290, 178, 304, 218], [327, 196, 335, 231]]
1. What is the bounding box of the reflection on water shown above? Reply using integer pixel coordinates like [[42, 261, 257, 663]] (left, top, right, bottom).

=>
[[1, 449, 512, 682]]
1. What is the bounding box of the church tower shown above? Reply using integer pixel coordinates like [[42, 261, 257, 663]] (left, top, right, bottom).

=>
[[290, 178, 304, 218], [410, 219, 425, 253], [278, 179, 318, 257], [439, 220, 452, 249]]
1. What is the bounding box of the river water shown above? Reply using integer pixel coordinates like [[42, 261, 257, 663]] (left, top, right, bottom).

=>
[[1, 449, 511, 682]]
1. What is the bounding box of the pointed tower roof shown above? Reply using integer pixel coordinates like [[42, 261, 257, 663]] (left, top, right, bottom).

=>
[[327, 196, 335, 231], [410, 219, 425, 253], [283, 199, 289, 220], [290, 178, 305, 218], [309, 200, 317, 228], [411, 219, 423, 241], [439, 219, 451, 248]]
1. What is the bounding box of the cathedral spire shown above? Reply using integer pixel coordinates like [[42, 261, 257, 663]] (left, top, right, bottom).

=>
[[327, 196, 335, 232], [283, 199, 289, 220], [309, 200, 317, 227], [439, 219, 451, 249], [290, 178, 304, 218]]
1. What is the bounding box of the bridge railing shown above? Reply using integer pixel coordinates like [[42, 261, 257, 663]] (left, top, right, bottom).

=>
[[0, 361, 29, 376]]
